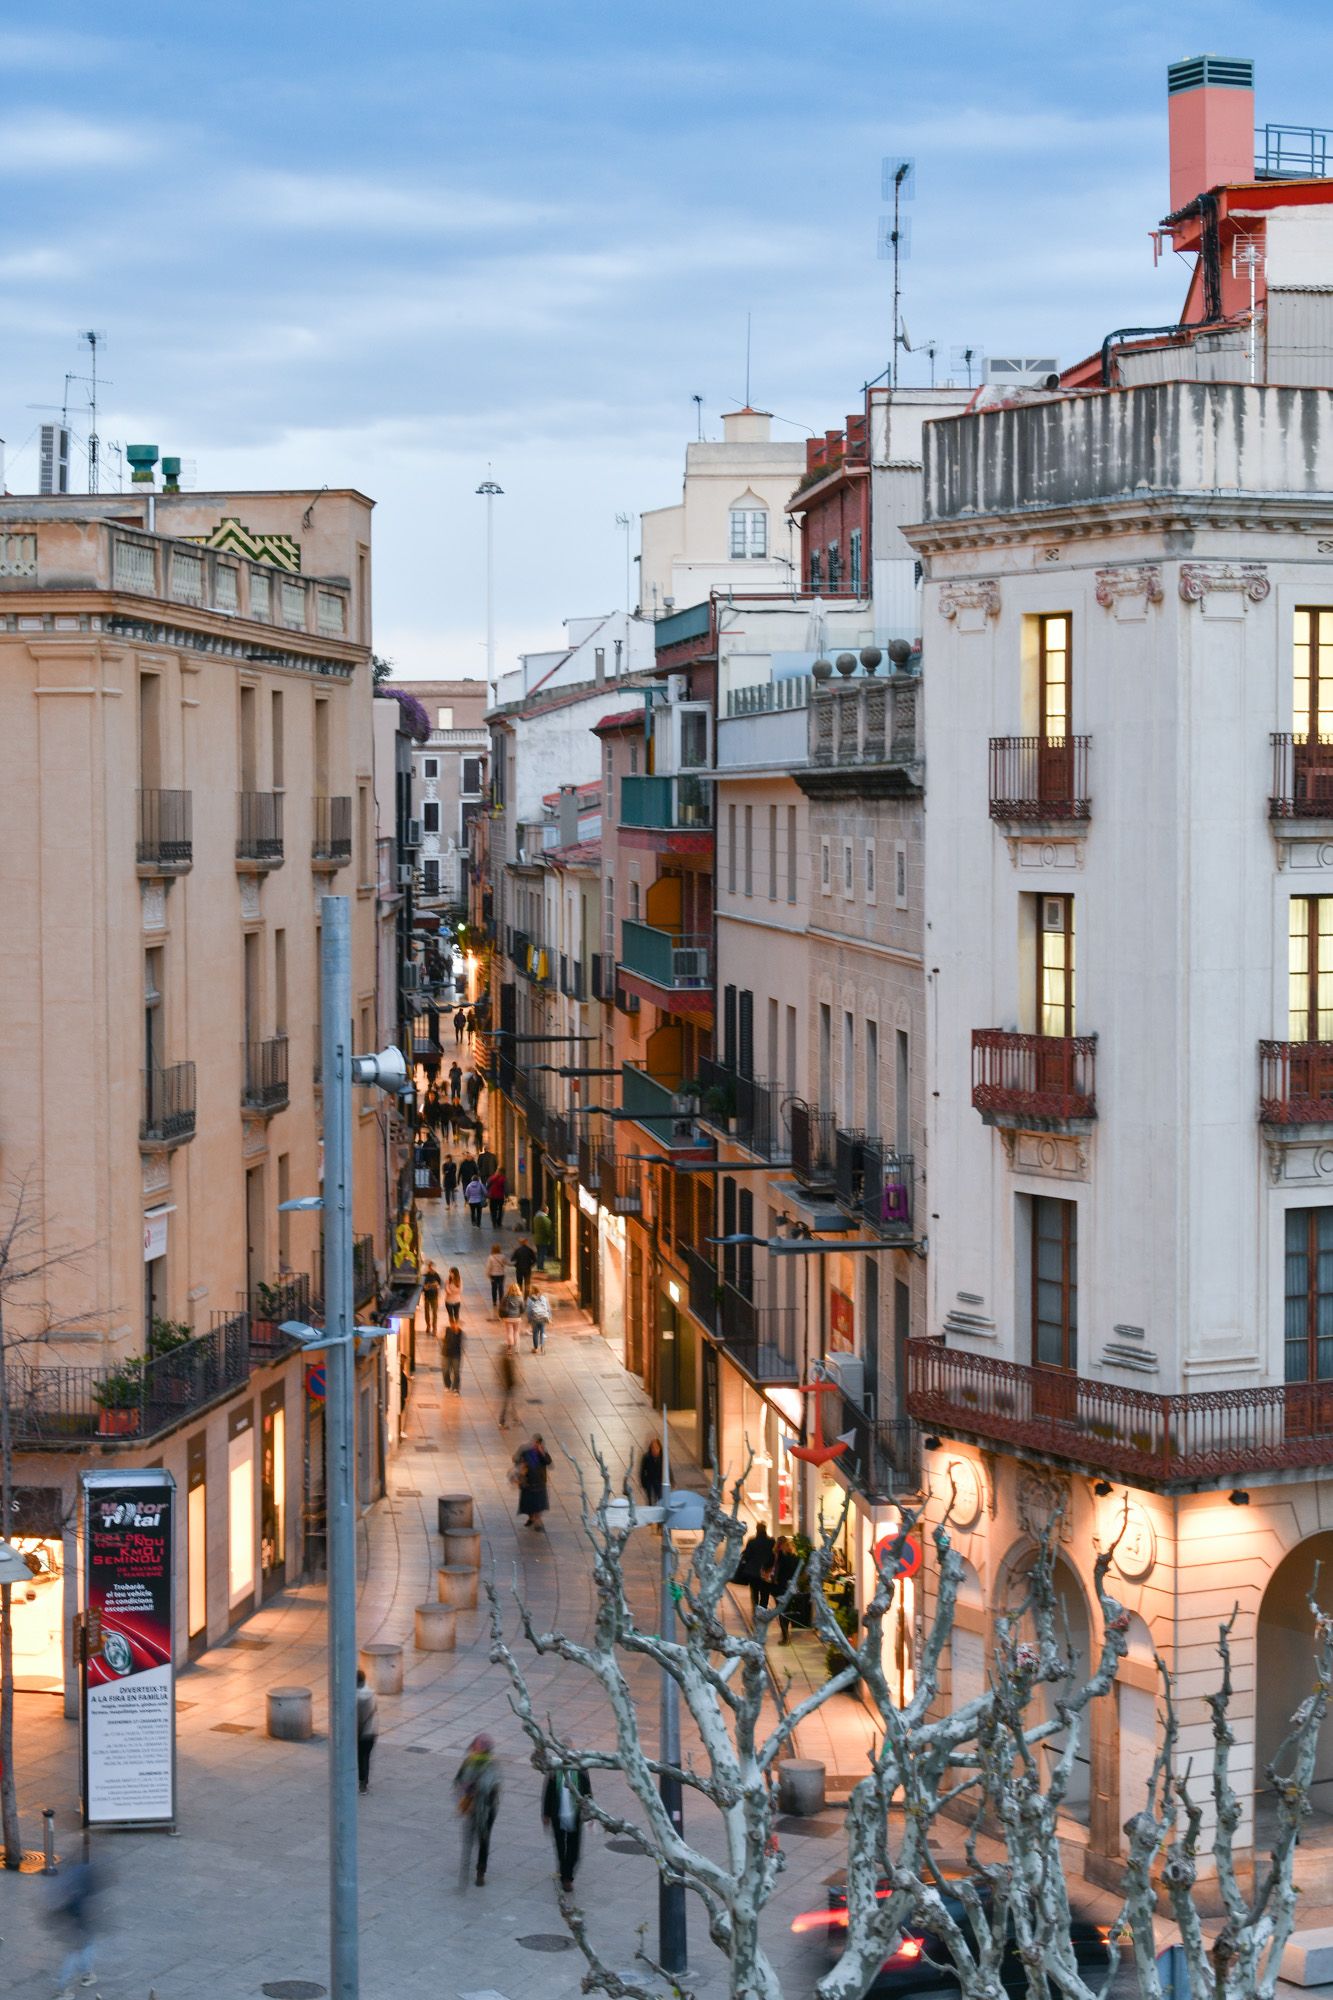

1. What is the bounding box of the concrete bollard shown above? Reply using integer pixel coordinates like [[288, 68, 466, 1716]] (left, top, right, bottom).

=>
[[777, 1758, 827, 1817], [266, 1686, 314, 1741], [414, 1602, 458, 1653], [359, 1641, 404, 1695], [442, 1527, 481, 1569], [437, 1563, 479, 1609], [41, 1808, 57, 1875], [437, 1493, 474, 1533]]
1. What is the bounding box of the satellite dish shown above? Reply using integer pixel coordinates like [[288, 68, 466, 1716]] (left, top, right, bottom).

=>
[[899, 320, 912, 352]]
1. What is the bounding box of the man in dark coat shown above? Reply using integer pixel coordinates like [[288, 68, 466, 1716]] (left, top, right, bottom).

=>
[[542, 1765, 593, 1893]]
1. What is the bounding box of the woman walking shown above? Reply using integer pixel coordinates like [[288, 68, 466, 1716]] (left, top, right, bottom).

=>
[[639, 1436, 664, 1508], [496, 1342, 520, 1430], [526, 1287, 551, 1353], [444, 1265, 463, 1326], [514, 1433, 552, 1530], [542, 1765, 592, 1893], [486, 1165, 508, 1230], [485, 1244, 507, 1315], [499, 1280, 525, 1335], [737, 1522, 776, 1621], [441, 1319, 463, 1395], [441, 1153, 458, 1208], [464, 1173, 487, 1230], [772, 1535, 802, 1644], [454, 1734, 501, 1888]]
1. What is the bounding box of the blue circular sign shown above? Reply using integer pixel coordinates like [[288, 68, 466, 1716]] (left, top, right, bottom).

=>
[[305, 1365, 326, 1401]]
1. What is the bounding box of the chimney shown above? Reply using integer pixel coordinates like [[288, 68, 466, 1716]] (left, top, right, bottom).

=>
[[1168, 55, 1255, 214], [558, 785, 580, 848], [721, 409, 772, 444]]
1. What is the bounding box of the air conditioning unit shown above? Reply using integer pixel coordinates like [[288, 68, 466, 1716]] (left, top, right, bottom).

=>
[[397, 863, 414, 888], [614, 981, 640, 1015], [673, 948, 709, 985], [401, 963, 420, 991], [402, 818, 423, 850], [822, 1352, 864, 1404]]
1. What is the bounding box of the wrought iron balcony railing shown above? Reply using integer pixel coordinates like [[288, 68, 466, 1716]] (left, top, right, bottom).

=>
[[6, 1315, 251, 1447], [789, 1098, 836, 1185], [140, 1062, 197, 1147], [137, 788, 193, 870], [242, 1034, 290, 1113], [237, 790, 284, 864], [1271, 733, 1333, 818], [1259, 1040, 1333, 1124], [834, 1131, 915, 1241], [697, 1059, 790, 1161], [972, 1029, 1097, 1125], [989, 737, 1090, 822], [313, 794, 353, 865]]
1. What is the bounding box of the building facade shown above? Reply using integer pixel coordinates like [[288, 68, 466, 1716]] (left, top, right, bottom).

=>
[[402, 676, 488, 908]]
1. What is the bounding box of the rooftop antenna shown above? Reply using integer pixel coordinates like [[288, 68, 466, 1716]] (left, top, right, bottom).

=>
[[80, 331, 107, 492], [691, 393, 704, 441], [879, 159, 915, 389], [744, 313, 752, 407], [951, 345, 980, 389]]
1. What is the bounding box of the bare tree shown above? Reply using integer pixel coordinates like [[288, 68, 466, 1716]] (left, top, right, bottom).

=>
[[0, 1172, 92, 1870], [491, 1453, 1333, 2000]]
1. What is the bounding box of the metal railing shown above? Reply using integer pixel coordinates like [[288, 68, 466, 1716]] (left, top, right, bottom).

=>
[[971, 1030, 1097, 1124], [1258, 123, 1332, 178], [137, 788, 193, 869], [6, 1316, 252, 1447], [620, 921, 712, 989], [353, 1235, 377, 1307], [907, 1339, 1333, 1488], [697, 1059, 789, 1160], [237, 790, 284, 862], [1270, 735, 1333, 819], [685, 1245, 720, 1333], [242, 1034, 290, 1112], [789, 1099, 836, 1184], [313, 794, 353, 863], [1259, 1040, 1333, 1124], [726, 677, 811, 718], [619, 773, 713, 830], [621, 1064, 699, 1146], [716, 1284, 798, 1384], [140, 1062, 197, 1146], [988, 737, 1091, 822], [248, 1273, 315, 1332], [859, 1139, 915, 1241], [595, 1154, 644, 1215]]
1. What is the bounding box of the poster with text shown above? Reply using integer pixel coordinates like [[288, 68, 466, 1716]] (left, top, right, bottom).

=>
[[82, 1470, 176, 1826]]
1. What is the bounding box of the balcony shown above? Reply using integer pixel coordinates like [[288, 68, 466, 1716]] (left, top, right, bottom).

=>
[[313, 794, 353, 868], [906, 1340, 1333, 1489], [354, 1235, 378, 1309], [140, 1062, 197, 1148], [1260, 1040, 1333, 1124], [1271, 735, 1333, 819], [834, 1130, 916, 1242], [989, 737, 1091, 823], [242, 1034, 290, 1114], [697, 1058, 790, 1161], [248, 1274, 316, 1339], [621, 1064, 700, 1148], [805, 673, 919, 787], [789, 1099, 836, 1185], [595, 1153, 645, 1216], [682, 1249, 796, 1383], [137, 789, 193, 872], [971, 1030, 1097, 1127], [620, 921, 712, 993], [5, 1315, 251, 1447], [236, 791, 284, 868], [825, 1387, 920, 1501], [619, 773, 712, 839]]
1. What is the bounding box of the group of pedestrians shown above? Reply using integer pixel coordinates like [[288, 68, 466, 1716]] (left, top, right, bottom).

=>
[[451, 1734, 593, 1897], [737, 1522, 803, 1643]]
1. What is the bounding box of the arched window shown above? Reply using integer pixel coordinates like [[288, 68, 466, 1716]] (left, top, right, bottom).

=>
[[728, 494, 769, 559]]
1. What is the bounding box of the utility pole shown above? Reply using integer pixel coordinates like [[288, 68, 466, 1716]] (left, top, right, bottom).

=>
[[476, 479, 503, 698], [658, 1415, 687, 1975]]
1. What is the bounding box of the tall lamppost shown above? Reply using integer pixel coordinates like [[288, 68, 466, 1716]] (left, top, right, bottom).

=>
[[278, 894, 406, 2000], [476, 478, 503, 698]]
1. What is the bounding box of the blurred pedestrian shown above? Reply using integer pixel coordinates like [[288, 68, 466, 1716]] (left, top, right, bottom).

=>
[[421, 1261, 442, 1338], [48, 1843, 103, 2000], [485, 1244, 507, 1314], [455, 1733, 502, 1888], [465, 1174, 487, 1229], [465, 1071, 483, 1113], [467, 1007, 477, 1038], [441, 1153, 458, 1208], [459, 1150, 478, 1187], [448, 1059, 463, 1099], [532, 1202, 553, 1270], [639, 1436, 664, 1508], [542, 1765, 592, 1892], [454, 1006, 467, 1045], [486, 1166, 507, 1229], [356, 1668, 378, 1792], [512, 1236, 537, 1296], [737, 1522, 776, 1620], [496, 1343, 519, 1429], [772, 1535, 802, 1645], [442, 1320, 463, 1395], [514, 1433, 552, 1530], [526, 1287, 551, 1353]]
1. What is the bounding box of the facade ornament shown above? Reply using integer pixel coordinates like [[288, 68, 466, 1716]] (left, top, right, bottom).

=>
[[939, 578, 1001, 622], [1094, 564, 1163, 609], [1016, 1468, 1071, 1543], [1178, 561, 1270, 604]]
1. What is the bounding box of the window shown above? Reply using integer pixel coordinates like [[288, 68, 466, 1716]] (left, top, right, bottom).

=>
[[729, 507, 769, 559], [827, 542, 842, 593], [271, 691, 284, 789], [1038, 613, 1070, 740], [423, 801, 441, 835], [809, 551, 822, 592], [866, 1019, 879, 1138], [679, 709, 708, 768], [423, 858, 440, 897], [273, 930, 287, 1036], [895, 841, 908, 910], [1032, 1195, 1077, 1371], [842, 1011, 855, 1126], [849, 528, 863, 596], [786, 805, 797, 904], [357, 783, 370, 885], [139, 673, 161, 790], [738, 991, 754, 1078], [820, 836, 831, 894], [723, 985, 737, 1070], [437, 707, 454, 730], [1285, 1207, 1333, 1382], [895, 1030, 909, 1155], [842, 838, 854, 897], [423, 757, 439, 779], [462, 756, 483, 794], [743, 805, 753, 897], [818, 1003, 832, 1111], [1290, 897, 1333, 1040], [1038, 895, 1075, 1037], [768, 805, 778, 900], [314, 697, 329, 793], [728, 805, 738, 894], [865, 839, 877, 903]]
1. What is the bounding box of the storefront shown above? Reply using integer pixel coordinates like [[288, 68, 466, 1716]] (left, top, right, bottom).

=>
[[7, 1485, 67, 1694]]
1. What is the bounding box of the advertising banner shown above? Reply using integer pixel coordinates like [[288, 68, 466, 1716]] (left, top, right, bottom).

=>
[[81, 1469, 176, 1828]]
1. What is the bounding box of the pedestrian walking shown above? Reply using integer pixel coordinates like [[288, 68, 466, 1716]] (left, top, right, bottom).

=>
[[454, 1734, 501, 1888], [513, 1433, 552, 1530], [356, 1669, 378, 1792], [478, 1148, 497, 1180], [421, 1260, 442, 1338], [448, 1059, 463, 1099], [526, 1286, 551, 1352], [772, 1534, 802, 1644], [444, 1264, 463, 1325], [639, 1436, 664, 1507], [532, 1203, 554, 1270], [467, 1007, 477, 1038], [486, 1166, 507, 1229], [454, 1006, 467, 1045], [485, 1244, 507, 1313], [542, 1765, 592, 1892], [442, 1319, 463, 1394], [499, 1280, 524, 1331], [47, 1845, 103, 2000], [737, 1522, 776, 1620], [465, 1071, 483, 1113], [465, 1174, 487, 1229], [459, 1151, 478, 1187], [512, 1236, 537, 1296], [496, 1343, 520, 1429], [441, 1153, 458, 1207]]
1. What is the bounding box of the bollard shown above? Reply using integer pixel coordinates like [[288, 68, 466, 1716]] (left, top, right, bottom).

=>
[[414, 1602, 457, 1653], [436, 1563, 479, 1609], [41, 1807, 57, 1874], [442, 1526, 481, 1569], [359, 1641, 404, 1696], [437, 1493, 474, 1534], [266, 1685, 314, 1741], [777, 1758, 827, 1817]]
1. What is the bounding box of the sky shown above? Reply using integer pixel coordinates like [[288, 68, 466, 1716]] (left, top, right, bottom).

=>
[[3, 1, 1331, 679]]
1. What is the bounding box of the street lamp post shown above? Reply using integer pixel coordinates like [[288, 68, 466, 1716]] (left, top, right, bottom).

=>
[[476, 478, 503, 697]]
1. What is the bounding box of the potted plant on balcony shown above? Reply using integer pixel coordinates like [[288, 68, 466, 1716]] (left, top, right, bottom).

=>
[[701, 1079, 736, 1132], [93, 1359, 144, 1436]]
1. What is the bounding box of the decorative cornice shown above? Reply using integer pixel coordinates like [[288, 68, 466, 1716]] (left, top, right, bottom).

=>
[[903, 491, 1333, 559], [1094, 563, 1163, 609], [1178, 561, 1270, 604], [938, 578, 1001, 620]]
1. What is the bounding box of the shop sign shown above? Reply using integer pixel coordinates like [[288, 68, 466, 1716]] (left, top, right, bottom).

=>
[[829, 1287, 855, 1353], [142, 1206, 173, 1262], [577, 1183, 598, 1219], [80, 1469, 176, 1828]]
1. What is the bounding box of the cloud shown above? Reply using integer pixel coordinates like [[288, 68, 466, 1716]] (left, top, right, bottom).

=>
[[0, 112, 154, 173], [230, 169, 568, 237]]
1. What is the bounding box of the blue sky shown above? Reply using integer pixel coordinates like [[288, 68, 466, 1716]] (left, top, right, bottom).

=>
[[3, 2, 1329, 676]]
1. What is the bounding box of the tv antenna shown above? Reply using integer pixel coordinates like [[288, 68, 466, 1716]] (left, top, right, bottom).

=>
[[950, 345, 981, 388], [80, 331, 107, 491], [879, 158, 915, 389], [691, 393, 704, 441], [744, 313, 752, 406]]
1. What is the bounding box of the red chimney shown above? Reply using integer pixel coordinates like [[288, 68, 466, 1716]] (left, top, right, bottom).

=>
[[1168, 55, 1255, 213]]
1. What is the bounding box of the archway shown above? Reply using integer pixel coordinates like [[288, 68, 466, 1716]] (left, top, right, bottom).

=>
[[998, 1544, 1093, 1824], [1256, 1532, 1333, 1849], [1117, 1612, 1158, 1853], [948, 1558, 986, 1713]]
